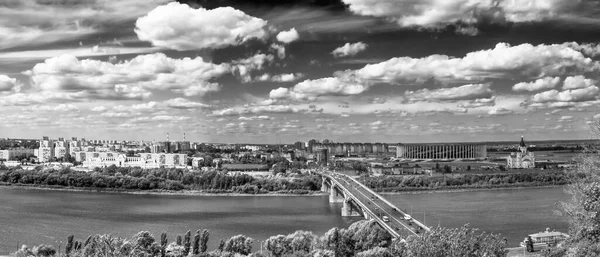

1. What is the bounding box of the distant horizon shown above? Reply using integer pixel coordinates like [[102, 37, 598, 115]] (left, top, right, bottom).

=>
[[3, 135, 597, 146]]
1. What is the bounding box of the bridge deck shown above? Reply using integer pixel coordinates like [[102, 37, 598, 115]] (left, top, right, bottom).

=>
[[322, 171, 430, 239]]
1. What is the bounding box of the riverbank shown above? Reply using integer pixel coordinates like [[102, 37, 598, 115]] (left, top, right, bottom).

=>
[[0, 183, 328, 197], [378, 184, 565, 195], [0, 182, 566, 197]]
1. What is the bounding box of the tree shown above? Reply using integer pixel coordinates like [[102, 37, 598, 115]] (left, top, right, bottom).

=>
[[183, 230, 191, 255], [224, 235, 253, 255], [544, 122, 600, 256], [443, 165, 452, 174], [33, 244, 57, 257], [66, 235, 74, 256], [218, 239, 225, 252], [193, 230, 200, 255], [391, 225, 507, 257], [200, 229, 209, 253], [160, 232, 168, 257]]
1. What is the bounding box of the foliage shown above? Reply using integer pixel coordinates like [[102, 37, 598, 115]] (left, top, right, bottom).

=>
[[359, 170, 578, 192], [13, 219, 509, 257], [391, 225, 508, 257], [543, 126, 600, 256], [0, 166, 322, 194]]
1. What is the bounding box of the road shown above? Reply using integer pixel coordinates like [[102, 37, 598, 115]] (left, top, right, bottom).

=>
[[323, 171, 430, 238]]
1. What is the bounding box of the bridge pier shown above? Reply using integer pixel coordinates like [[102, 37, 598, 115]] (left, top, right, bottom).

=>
[[321, 179, 330, 193], [341, 199, 362, 217], [329, 186, 344, 203]]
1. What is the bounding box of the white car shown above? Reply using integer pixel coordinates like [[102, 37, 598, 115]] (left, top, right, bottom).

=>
[[404, 214, 412, 220]]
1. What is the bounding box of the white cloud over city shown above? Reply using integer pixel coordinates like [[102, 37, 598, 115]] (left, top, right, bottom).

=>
[[1, 0, 600, 143]]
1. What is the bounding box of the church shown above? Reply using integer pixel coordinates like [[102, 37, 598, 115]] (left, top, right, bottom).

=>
[[507, 136, 535, 169]]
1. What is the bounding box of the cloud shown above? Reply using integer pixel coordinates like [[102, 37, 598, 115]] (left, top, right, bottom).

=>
[[340, 0, 593, 31], [269, 77, 368, 101], [255, 73, 304, 83], [26, 53, 230, 99], [232, 53, 275, 83], [487, 107, 514, 116], [135, 2, 268, 51], [405, 84, 493, 102], [270, 44, 286, 59], [276, 28, 300, 43], [559, 115, 573, 122], [0, 0, 169, 50], [0, 75, 19, 92], [332, 42, 368, 58], [238, 116, 273, 121], [163, 98, 212, 109], [211, 105, 305, 116], [512, 77, 561, 92], [530, 87, 600, 103], [457, 97, 496, 108], [343, 42, 598, 84], [565, 42, 600, 57], [562, 75, 595, 90]]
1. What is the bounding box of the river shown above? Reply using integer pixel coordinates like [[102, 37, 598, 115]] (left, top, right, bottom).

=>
[[0, 186, 569, 254]]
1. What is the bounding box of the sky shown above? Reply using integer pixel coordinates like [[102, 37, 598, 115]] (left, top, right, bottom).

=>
[[1, 0, 600, 144]]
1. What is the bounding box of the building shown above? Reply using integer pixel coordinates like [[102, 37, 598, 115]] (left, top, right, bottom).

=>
[[507, 136, 535, 169], [396, 143, 487, 160], [316, 148, 329, 165], [54, 137, 69, 160], [79, 152, 187, 168], [0, 148, 35, 161], [38, 136, 54, 162]]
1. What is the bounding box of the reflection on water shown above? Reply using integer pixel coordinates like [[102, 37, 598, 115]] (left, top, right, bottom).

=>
[[0, 186, 569, 253]]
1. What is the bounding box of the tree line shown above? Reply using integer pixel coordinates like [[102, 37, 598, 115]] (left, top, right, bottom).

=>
[[359, 170, 580, 192], [0, 165, 322, 195], [13, 220, 509, 257]]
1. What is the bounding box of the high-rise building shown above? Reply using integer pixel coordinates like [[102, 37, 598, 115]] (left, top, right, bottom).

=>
[[54, 137, 69, 159], [38, 136, 54, 162], [316, 148, 329, 166]]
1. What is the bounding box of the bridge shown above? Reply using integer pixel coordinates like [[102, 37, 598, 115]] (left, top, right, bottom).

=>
[[316, 170, 431, 239]]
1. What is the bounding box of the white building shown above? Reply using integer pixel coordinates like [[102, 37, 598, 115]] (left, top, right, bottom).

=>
[[507, 136, 535, 169], [38, 136, 54, 162], [77, 151, 187, 169]]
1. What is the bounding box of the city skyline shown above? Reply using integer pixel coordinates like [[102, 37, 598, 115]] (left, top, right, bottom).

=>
[[1, 1, 600, 143]]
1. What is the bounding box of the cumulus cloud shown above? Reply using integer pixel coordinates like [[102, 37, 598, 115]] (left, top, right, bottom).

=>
[[163, 98, 211, 109], [211, 105, 305, 116], [269, 77, 368, 101], [255, 73, 304, 83], [531, 87, 600, 103], [270, 44, 286, 59], [0, 0, 169, 50], [276, 28, 300, 44], [487, 107, 514, 116], [232, 54, 275, 83], [405, 84, 493, 102], [332, 42, 368, 58], [457, 97, 496, 108], [135, 2, 268, 51], [512, 77, 561, 92], [562, 75, 595, 90], [0, 75, 19, 92], [26, 53, 230, 99], [341, 0, 591, 32], [344, 43, 598, 84], [565, 42, 600, 57]]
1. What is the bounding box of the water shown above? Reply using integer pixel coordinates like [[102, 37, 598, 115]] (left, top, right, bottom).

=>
[[0, 186, 570, 254]]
